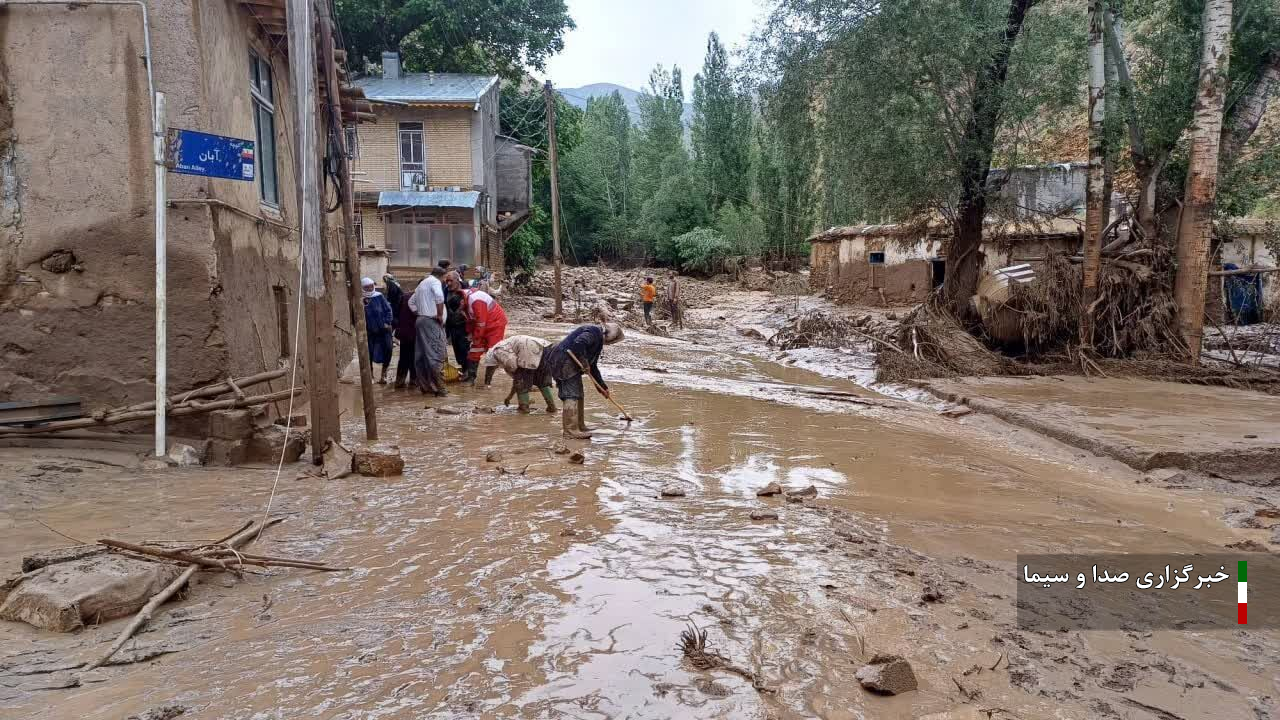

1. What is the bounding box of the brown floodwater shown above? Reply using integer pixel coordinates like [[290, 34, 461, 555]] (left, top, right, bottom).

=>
[[1, 295, 1275, 719]]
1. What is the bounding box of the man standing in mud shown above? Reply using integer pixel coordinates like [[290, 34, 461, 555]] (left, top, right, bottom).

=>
[[666, 271, 683, 329], [545, 323, 624, 438], [409, 266, 448, 396], [640, 276, 657, 325]]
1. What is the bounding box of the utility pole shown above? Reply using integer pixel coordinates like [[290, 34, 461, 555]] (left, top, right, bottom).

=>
[[318, 0, 377, 441], [1081, 0, 1107, 348], [544, 80, 563, 316], [153, 91, 167, 458], [289, 0, 342, 459]]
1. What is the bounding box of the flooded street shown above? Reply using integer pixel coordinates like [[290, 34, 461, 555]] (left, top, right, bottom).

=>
[[2, 292, 1276, 720]]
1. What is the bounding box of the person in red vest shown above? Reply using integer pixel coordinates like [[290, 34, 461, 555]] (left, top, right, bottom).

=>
[[462, 287, 508, 382]]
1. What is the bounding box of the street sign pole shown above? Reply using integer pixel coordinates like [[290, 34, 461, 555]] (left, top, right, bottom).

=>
[[153, 91, 167, 459]]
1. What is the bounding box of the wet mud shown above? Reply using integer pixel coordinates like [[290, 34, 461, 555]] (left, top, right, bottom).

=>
[[2, 291, 1277, 719]]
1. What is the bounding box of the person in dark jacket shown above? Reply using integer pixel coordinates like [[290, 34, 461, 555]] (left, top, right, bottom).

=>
[[361, 278, 395, 383], [544, 323, 624, 438], [382, 273, 404, 315], [393, 284, 417, 389], [444, 272, 473, 380]]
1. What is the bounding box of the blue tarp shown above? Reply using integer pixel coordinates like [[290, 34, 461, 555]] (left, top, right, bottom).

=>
[[377, 191, 480, 209]]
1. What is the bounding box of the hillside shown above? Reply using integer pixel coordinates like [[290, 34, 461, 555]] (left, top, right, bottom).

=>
[[559, 82, 694, 126]]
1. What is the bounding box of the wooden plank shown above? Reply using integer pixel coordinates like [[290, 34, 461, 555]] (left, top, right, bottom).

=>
[[0, 397, 83, 426]]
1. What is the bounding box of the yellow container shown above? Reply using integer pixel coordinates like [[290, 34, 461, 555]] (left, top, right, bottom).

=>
[[443, 363, 462, 383]]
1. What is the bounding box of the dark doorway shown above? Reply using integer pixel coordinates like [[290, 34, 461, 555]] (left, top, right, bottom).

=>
[[930, 259, 945, 288]]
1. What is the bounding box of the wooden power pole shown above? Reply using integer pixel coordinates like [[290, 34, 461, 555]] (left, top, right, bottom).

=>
[[544, 80, 563, 317], [289, 0, 341, 460], [318, 0, 378, 441], [1081, 0, 1107, 348]]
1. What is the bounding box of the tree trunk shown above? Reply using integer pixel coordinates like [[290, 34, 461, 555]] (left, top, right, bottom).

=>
[[1219, 49, 1279, 172], [942, 0, 1039, 315], [1081, 0, 1107, 347], [1173, 0, 1233, 364]]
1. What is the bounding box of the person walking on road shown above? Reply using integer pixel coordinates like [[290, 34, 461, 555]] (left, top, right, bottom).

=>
[[410, 267, 449, 396], [640, 276, 657, 325], [544, 323, 624, 439], [361, 278, 395, 384]]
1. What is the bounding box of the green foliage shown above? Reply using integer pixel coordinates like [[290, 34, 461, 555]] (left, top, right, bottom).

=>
[[671, 228, 734, 274], [335, 0, 574, 80], [560, 92, 636, 260], [715, 204, 766, 259], [691, 33, 753, 212], [505, 206, 547, 273], [643, 153, 709, 263]]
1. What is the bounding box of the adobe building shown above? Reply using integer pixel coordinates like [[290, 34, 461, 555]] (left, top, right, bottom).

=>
[[0, 1, 366, 412]]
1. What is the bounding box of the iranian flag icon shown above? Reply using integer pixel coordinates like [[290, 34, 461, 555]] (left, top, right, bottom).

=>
[[1239, 560, 1247, 625]]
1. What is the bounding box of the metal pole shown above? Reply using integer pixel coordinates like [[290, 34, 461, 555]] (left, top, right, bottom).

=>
[[153, 92, 167, 457], [544, 80, 563, 317]]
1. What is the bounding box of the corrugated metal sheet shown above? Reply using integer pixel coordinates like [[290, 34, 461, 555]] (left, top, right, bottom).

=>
[[355, 73, 499, 104], [378, 191, 480, 209]]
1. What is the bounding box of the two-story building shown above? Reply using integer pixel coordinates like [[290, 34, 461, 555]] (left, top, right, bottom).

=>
[[350, 53, 532, 281], [1, 0, 367, 412]]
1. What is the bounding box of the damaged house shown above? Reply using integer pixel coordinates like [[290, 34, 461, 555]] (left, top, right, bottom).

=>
[[349, 53, 533, 281], [0, 1, 367, 413]]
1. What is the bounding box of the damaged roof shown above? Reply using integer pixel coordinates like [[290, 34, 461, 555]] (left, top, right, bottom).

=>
[[355, 73, 499, 104], [810, 217, 1083, 244]]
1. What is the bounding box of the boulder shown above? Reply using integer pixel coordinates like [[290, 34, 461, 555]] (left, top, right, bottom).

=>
[[660, 484, 686, 497], [246, 424, 308, 464], [855, 654, 918, 695], [568, 451, 586, 465], [750, 509, 779, 521], [756, 482, 783, 497], [320, 441, 353, 480], [166, 443, 203, 467], [207, 409, 254, 440], [353, 443, 405, 477], [787, 484, 818, 499], [552, 444, 571, 455], [485, 450, 504, 463], [22, 545, 107, 573], [0, 555, 184, 632]]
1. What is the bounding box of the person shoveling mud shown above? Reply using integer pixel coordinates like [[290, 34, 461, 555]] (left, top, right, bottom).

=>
[[477, 335, 558, 414], [544, 323, 624, 438]]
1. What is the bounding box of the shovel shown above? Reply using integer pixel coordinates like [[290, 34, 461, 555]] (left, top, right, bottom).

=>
[[566, 350, 634, 423]]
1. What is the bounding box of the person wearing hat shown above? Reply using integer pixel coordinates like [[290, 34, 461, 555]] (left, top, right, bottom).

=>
[[361, 278, 395, 384], [543, 323, 625, 438], [409, 266, 449, 396]]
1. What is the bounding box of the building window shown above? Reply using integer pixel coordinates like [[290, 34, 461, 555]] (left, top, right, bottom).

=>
[[868, 251, 886, 265], [398, 122, 425, 189], [353, 211, 364, 248], [385, 209, 476, 267], [344, 125, 359, 160], [250, 52, 279, 207]]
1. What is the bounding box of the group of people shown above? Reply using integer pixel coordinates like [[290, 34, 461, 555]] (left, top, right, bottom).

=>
[[360, 261, 624, 437], [639, 272, 683, 329]]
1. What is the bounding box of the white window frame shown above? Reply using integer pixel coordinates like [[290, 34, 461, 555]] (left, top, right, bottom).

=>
[[398, 122, 425, 190], [353, 211, 364, 248], [250, 52, 279, 207]]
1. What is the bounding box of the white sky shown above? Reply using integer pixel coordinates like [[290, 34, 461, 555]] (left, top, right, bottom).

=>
[[542, 0, 765, 91]]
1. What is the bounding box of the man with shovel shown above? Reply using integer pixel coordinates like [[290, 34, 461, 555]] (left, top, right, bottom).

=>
[[545, 323, 624, 439]]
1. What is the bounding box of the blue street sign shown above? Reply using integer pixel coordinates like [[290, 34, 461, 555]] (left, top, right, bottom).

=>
[[166, 128, 255, 181]]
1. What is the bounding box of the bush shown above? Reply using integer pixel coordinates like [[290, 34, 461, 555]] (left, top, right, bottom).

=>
[[672, 228, 734, 274]]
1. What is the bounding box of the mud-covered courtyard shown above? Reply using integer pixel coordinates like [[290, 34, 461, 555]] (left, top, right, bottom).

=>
[[3, 291, 1278, 720]]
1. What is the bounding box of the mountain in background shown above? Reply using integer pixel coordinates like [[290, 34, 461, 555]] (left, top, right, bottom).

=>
[[559, 82, 694, 126]]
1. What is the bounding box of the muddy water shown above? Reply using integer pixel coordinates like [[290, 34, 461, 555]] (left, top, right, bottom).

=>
[[2, 298, 1275, 719]]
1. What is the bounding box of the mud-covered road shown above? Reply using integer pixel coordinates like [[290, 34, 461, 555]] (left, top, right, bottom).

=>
[[2, 291, 1276, 719]]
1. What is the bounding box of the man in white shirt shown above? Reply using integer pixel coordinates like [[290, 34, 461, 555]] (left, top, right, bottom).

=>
[[409, 267, 449, 396]]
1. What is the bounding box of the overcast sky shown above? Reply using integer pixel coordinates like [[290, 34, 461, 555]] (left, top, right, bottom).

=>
[[542, 0, 764, 91]]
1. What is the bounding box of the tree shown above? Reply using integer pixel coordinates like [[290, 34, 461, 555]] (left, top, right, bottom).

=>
[[336, 0, 573, 80], [1173, 0, 1233, 363], [631, 66, 688, 211], [560, 92, 634, 260], [692, 33, 752, 213], [1081, 0, 1108, 346]]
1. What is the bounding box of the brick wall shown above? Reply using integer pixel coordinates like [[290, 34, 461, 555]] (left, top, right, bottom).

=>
[[349, 106, 474, 191]]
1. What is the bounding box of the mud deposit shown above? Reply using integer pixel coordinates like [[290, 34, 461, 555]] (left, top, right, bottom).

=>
[[2, 293, 1277, 719]]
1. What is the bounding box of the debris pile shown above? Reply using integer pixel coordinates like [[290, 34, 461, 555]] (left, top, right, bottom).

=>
[[768, 311, 899, 351]]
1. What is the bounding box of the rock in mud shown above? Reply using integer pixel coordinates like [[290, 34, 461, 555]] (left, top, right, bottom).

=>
[[40, 250, 79, 274], [208, 409, 254, 440], [568, 451, 586, 465], [855, 654, 918, 695], [320, 440, 354, 480], [126, 705, 188, 720], [21, 545, 107, 573], [1256, 507, 1280, 519], [751, 509, 779, 521], [246, 424, 308, 464], [739, 327, 766, 340], [0, 555, 184, 632], [485, 450, 504, 463], [1146, 468, 1189, 485], [921, 578, 946, 603], [353, 443, 405, 477], [787, 484, 818, 498], [1226, 539, 1269, 552], [939, 406, 973, 419], [166, 442, 203, 467], [434, 405, 464, 416], [660, 484, 686, 497], [203, 438, 248, 466], [756, 482, 783, 497], [693, 677, 731, 697], [917, 709, 985, 720], [552, 444, 571, 455]]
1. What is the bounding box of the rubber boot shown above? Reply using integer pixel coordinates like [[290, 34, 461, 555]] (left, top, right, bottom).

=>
[[517, 391, 531, 413], [539, 386, 558, 413], [562, 403, 591, 439], [577, 398, 593, 433]]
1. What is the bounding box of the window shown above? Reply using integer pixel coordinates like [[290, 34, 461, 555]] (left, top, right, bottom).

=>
[[344, 125, 359, 160], [250, 52, 279, 206], [353, 211, 364, 248], [398, 122, 425, 189], [384, 210, 476, 267], [868, 251, 886, 265]]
